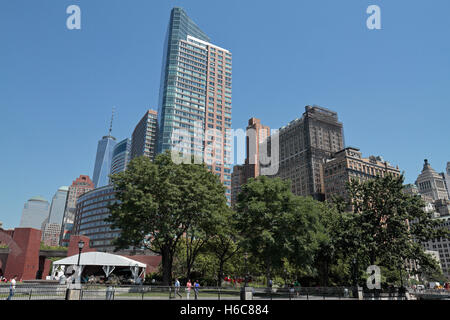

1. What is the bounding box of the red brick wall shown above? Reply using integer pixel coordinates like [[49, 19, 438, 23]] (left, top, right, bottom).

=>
[[41, 259, 52, 279], [67, 235, 96, 257], [123, 255, 161, 274], [4, 228, 41, 280]]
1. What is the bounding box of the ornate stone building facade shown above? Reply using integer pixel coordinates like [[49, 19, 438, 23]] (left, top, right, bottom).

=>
[[322, 147, 401, 202], [416, 159, 449, 201]]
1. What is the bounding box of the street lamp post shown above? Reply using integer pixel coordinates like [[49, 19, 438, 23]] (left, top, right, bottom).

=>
[[352, 257, 358, 298], [77, 240, 84, 267], [77, 240, 84, 283]]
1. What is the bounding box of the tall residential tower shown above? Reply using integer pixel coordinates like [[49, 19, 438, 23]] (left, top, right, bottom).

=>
[[130, 110, 158, 161], [157, 7, 233, 202]]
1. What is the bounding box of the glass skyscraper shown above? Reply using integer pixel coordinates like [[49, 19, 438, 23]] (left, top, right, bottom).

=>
[[111, 138, 131, 176], [19, 196, 50, 230], [92, 134, 117, 188], [158, 7, 232, 202]]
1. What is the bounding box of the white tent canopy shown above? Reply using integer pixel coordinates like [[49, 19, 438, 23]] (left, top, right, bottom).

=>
[[52, 252, 147, 268], [51, 252, 146, 283]]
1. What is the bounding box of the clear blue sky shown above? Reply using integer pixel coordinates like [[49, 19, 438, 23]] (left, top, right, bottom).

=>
[[1, 0, 449, 229]]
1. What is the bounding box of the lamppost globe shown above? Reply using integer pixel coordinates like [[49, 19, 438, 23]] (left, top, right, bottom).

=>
[[78, 240, 85, 250]]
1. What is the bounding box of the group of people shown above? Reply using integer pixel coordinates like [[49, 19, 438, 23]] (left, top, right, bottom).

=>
[[174, 279, 200, 299]]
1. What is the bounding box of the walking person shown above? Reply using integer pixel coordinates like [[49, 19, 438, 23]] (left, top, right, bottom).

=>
[[6, 275, 17, 300], [186, 279, 192, 300], [174, 278, 182, 299], [194, 280, 200, 300]]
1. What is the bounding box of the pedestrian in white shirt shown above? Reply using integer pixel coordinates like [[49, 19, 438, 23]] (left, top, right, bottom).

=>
[[7, 275, 17, 300]]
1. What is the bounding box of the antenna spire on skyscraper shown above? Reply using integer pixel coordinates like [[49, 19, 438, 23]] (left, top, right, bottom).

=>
[[109, 106, 115, 136]]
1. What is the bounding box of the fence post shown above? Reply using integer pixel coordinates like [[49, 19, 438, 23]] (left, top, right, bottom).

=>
[[218, 287, 220, 300], [306, 288, 309, 300], [29, 289, 32, 300]]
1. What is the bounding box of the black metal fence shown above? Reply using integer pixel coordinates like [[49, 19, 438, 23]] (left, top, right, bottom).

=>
[[3, 284, 446, 300], [0, 283, 66, 300], [0, 284, 360, 300]]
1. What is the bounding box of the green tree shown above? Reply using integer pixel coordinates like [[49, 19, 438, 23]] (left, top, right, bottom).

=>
[[107, 152, 227, 285], [235, 176, 292, 283], [204, 207, 242, 287], [335, 174, 448, 285], [235, 176, 324, 285]]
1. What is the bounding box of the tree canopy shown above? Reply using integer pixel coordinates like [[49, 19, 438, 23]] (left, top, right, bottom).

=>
[[107, 152, 228, 285]]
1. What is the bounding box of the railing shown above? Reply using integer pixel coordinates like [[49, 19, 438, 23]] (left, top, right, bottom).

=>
[[0, 283, 67, 300], [4, 284, 447, 300], [0, 284, 359, 300]]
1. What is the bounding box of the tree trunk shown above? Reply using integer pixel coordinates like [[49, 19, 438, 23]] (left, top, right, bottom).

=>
[[265, 258, 271, 286], [161, 245, 173, 286], [217, 260, 225, 288]]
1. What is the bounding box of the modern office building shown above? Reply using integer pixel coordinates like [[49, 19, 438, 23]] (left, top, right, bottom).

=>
[[41, 186, 69, 246], [93, 113, 117, 188], [416, 159, 449, 201], [157, 7, 232, 202], [130, 110, 158, 161], [111, 138, 132, 175], [59, 175, 95, 247], [266, 105, 344, 200], [72, 185, 119, 252], [19, 196, 50, 230], [322, 147, 401, 202], [47, 186, 69, 225], [92, 134, 116, 188]]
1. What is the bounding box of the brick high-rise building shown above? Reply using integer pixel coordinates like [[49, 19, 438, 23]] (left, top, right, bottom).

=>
[[157, 7, 233, 203], [244, 118, 271, 179], [59, 175, 94, 247], [131, 110, 158, 161], [231, 118, 270, 206], [267, 105, 344, 200]]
